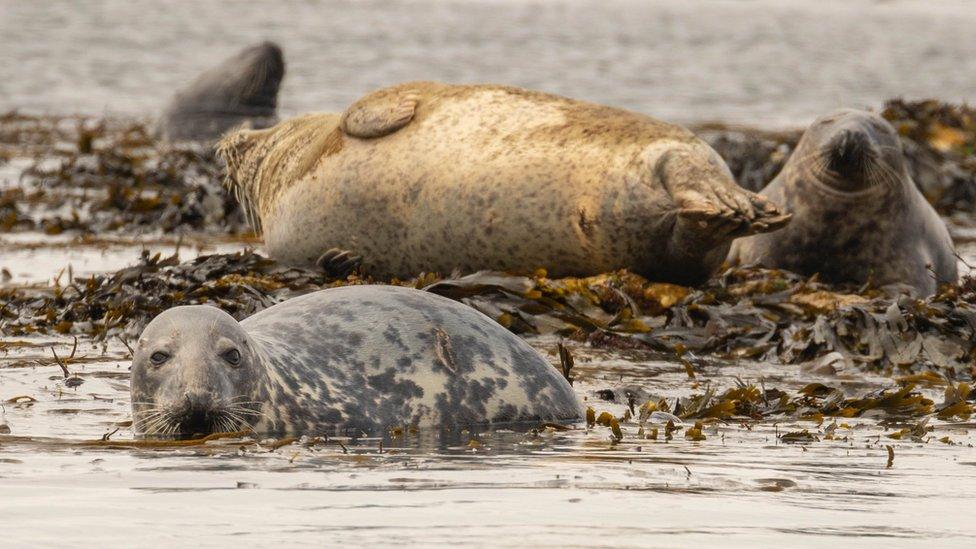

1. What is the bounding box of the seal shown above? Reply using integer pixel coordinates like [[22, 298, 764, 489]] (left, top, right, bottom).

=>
[[130, 285, 583, 437], [729, 109, 957, 296], [217, 81, 790, 285], [158, 41, 285, 142]]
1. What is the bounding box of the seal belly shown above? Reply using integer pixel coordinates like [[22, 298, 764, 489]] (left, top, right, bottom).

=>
[[227, 82, 788, 282], [264, 86, 671, 278]]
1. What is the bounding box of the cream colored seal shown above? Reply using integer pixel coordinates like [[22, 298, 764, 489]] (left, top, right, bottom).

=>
[[219, 82, 789, 284]]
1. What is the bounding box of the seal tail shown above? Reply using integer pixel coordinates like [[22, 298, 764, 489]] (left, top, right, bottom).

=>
[[216, 113, 345, 235]]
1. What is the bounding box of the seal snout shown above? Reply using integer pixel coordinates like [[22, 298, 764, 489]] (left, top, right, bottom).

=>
[[817, 124, 882, 193], [826, 128, 872, 174], [172, 390, 219, 434]]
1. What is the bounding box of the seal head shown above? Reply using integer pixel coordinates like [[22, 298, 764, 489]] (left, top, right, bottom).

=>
[[729, 109, 957, 296], [801, 109, 907, 194], [131, 305, 268, 436], [158, 41, 285, 142]]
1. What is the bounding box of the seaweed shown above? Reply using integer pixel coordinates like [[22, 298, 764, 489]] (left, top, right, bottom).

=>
[[0, 113, 247, 235], [4, 250, 976, 378], [584, 378, 974, 444]]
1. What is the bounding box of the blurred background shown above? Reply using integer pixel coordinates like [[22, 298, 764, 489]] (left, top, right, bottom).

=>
[[2, 0, 975, 128]]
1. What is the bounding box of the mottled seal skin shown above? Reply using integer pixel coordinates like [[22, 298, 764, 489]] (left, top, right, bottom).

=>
[[157, 41, 285, 142], [729, 109, 957, 296], [130, 285, 582, 437], [218, 82, 789, 285]]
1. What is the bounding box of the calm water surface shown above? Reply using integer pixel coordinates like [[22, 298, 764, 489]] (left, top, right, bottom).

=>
[[3, 1, 976, 545], [2, 0, 976, 127]]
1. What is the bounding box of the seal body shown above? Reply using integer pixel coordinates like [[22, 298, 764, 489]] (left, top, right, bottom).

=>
[[219, 82, 788, 285], [729, 109, 956, 296], [130, 285, 582, 437], [158, 41, 285, 142]]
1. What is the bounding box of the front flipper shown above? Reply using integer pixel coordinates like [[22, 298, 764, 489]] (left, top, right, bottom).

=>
[[339, 87, 421, 139], [316, 248, 363, 279], [657, 148, 791, 243]]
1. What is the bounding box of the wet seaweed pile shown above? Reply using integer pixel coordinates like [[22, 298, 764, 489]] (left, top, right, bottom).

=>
[[0, 249, 348, 338], [0, 113, 246, 234], [700, 99, 976, 214], [585, 377, 974, 444], [3, 249, 975, 379], [431, 267, 976, 378]]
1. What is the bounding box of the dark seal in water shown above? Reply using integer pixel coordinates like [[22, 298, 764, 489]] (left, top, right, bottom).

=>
[[729, 109, 957, 296], [158, 41, 285, 142], [130, 285, 582, 437]]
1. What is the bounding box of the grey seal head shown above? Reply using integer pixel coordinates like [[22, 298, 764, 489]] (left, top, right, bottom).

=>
[[130, 285, 583, 437], [157, 41, 285, 142], [729, 109, 957, 296]]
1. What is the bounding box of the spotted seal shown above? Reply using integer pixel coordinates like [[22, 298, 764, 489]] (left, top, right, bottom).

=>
[[217, 81, 790, 285], [729, 110, 957, 296], [130, 285, 582, 437], [157, 41, 285, 142]]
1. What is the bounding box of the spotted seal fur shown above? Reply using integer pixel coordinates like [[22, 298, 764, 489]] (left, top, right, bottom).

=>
[[218, 81, 789, 285], [729, 109, 957, 296], [158, 41, 285, 142], [130, 285, 582, 437]]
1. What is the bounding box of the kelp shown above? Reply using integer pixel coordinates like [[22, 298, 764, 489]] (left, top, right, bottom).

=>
[[0, 249, 348, 337], [3, 251, 976, 378], [0, 113, 247, 235], [587, 379, 974, 443]]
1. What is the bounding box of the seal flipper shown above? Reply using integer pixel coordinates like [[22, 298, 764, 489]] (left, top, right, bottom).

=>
[[656, 148, 791, 242], [340, 87, 420, 139], [316, 248, 363, 279]]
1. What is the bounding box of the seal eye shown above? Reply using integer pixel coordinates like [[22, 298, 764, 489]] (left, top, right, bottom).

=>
[[222, 348, 242, 367], [149, 351, 170, 366]]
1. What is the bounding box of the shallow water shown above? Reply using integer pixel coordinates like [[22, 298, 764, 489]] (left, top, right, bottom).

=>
[[3, 237, 976, 546], [4, 0, 976, 544], [3, 0, 976, 127], [2, 136, 976, 549], [3, 334, 976, 546]]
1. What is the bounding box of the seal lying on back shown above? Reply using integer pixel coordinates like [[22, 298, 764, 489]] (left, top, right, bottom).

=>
[[729, 109, 956, 296], [218, 82, 789, 285], [158, 41, 285, 142], [130, 285, 582, 437]]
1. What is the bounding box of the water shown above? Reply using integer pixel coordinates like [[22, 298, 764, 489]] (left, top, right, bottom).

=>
[[4, 0, 976, 545], [3, 236, 976, 546], [3, 327, 976, 546], [2, 0, 976, 127]]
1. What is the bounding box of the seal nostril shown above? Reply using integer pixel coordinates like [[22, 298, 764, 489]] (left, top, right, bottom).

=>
[[828, 130, 870, 175]]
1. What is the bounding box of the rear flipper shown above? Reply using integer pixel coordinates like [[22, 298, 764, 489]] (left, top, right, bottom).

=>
[[316, 248, 363, 279], [340, 86, 421, 139]]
